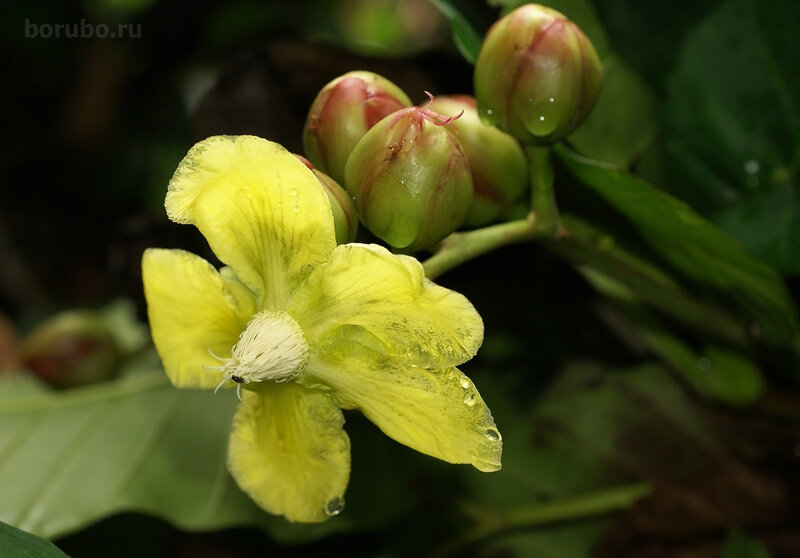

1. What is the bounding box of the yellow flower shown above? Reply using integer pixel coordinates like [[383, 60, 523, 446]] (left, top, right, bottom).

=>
[[141, 136, 502, 523]]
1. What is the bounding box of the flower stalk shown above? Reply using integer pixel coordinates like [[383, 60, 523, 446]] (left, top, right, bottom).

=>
[[435, 482, 652, 558]]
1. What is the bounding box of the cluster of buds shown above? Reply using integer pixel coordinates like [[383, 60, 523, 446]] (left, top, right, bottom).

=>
[[300, 4, 602, 251]]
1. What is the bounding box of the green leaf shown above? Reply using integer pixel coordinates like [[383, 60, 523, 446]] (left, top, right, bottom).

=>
[[579, 279, 766, 406], [0, 363, 355, 542], [721, 529, 772, 558], [0, 520, 70, 558], [556, 145, 798, 344], [664, 0, 800, 273], [429, 0, 484, 64]]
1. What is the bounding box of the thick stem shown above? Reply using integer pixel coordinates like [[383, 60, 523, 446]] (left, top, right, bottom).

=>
[[422, 219, 537, 280], [436, 482, 652, 558], [527, 145, 558, 236]]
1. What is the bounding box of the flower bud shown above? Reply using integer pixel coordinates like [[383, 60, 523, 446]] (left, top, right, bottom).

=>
[[427, 95, 527, 226], [22, 310, 119, 388], [474, 4, 603, 145], [295, 154, 358, 244], [303, 71, 412, 184], [344, 105, 473, 251]]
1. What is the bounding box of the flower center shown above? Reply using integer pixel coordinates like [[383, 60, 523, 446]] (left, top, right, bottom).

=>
[[212, 311, 309, 393]]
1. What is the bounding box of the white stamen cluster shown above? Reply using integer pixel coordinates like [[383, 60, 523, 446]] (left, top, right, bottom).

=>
[[208, 311, 309, 395]]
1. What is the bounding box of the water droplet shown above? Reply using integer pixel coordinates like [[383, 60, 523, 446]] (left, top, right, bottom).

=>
[[325, 497, 345, 516], [486, 109, 493, 116], [293, 205, 300, 213], [464, 392, 476, 406], [484, 427, 501, 441], [549, 97, 555, 103], [697, 356, 711, 372], [459, 378, 469, 389], [539, 116, 545, 121], [290, 189, 298, 197]]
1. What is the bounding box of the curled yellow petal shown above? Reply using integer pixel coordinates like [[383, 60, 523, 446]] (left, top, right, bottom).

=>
[[228, 383, 351, 522], [142, 248, 254, 389], [305, 349, 501, 472], [288, 243, 483, 369], [166, 136, 337, 310]]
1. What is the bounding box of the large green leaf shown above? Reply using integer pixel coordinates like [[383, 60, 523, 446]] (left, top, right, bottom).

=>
[[664, 0, 800, 273], [556, 145, 798, 344], [0, 360, 362, 542], [0, 521, 70, 558]]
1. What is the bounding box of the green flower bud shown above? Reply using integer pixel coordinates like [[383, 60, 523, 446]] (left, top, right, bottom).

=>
[[344, 104, 473, 251], [303, 71, 412, 184], [22, 310, 119, 388], [474, 4, 603, 145], [427, 95, 528, 226], [295, 154, 359, 244]]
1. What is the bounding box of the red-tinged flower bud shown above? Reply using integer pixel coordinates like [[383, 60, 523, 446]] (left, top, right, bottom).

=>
[[344, 104, 474, 251], [295, 154, 359, 244], [427, 95, 527, 226], [474, 4, 603, 145], [303, 71, 412, 184], [22, 310, 119, 388]]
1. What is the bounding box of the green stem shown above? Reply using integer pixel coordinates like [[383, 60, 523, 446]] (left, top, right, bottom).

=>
[[527, 145, 558, 236], [436, 482, 652, 558], [422, 219, 537, 280]]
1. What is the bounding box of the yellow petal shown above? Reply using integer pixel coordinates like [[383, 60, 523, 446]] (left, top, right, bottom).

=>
[[305, 350, 501, 472], [288, 244, 483, 368], [142, 248, 255, 389], [228, 383, 351, 522], [166, 136, 337, 310]]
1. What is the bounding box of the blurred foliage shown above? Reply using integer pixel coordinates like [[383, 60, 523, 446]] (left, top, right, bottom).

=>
[[1, 0, 799, 557], [0, 520, 70, 558]]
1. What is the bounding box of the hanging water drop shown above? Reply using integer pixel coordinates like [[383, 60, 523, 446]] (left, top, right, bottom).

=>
[[484, 427, 501, 441], [325, 496, 345, 516]]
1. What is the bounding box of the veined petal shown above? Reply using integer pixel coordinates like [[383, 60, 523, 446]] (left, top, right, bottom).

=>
[[228, 383, 351, 523], [304, 349, 502, 472], [166, 136, 337, 310], [142, 248, 255, 389], [288, 244, 483, 369]]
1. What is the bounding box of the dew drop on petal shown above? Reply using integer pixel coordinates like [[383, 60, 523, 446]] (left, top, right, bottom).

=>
[[549, 97, 555, 103], [290, 189, 298, 197], [485, 427, 501, 441], [539, 116, 545, 121], [464, 392, 476, 406], [325, 497, 345, 517], [294, 205, 300, 213], [459, 378, 469, 389], [486, 109, 493, 116]]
